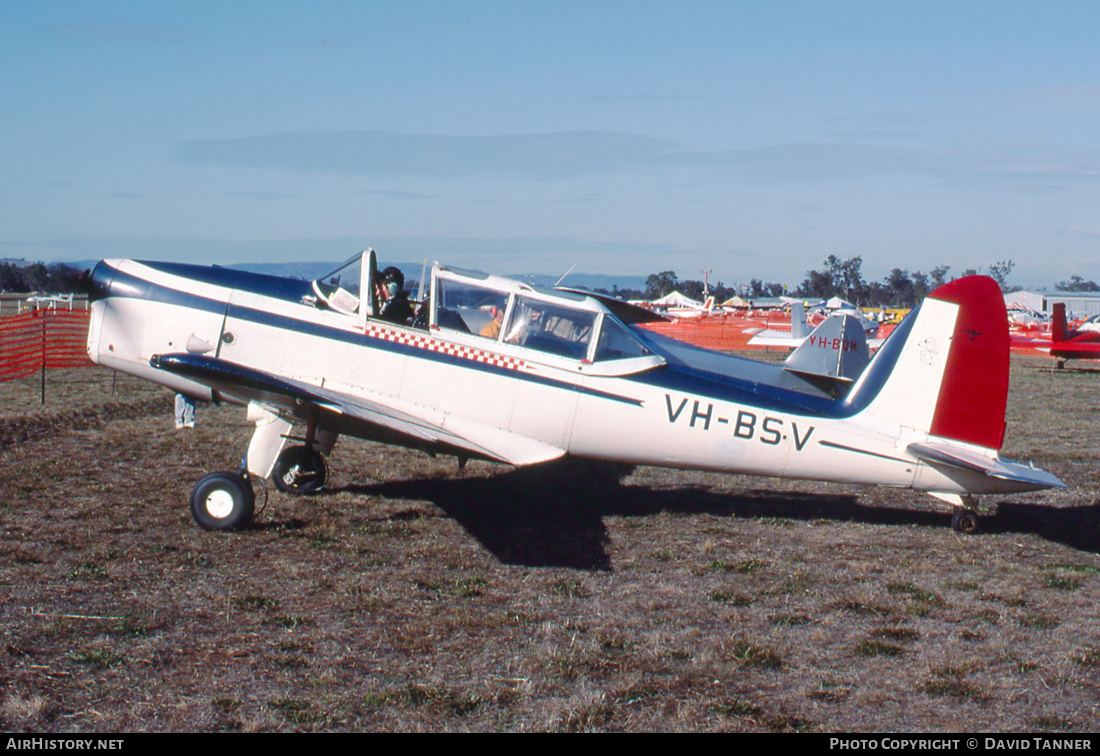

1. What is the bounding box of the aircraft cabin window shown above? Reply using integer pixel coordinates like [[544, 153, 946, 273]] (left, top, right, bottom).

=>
[[594, 317, 652, 361], [503, 296, 596, 360], [435, 279, 510, 338]]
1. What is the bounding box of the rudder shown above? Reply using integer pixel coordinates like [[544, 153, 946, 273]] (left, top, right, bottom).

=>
[[926, 276, 1008, 449], [846, 276, 1008, 450]]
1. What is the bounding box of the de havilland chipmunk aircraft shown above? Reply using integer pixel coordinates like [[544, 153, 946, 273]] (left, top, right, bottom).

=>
[[84, 249, 1062, 535]]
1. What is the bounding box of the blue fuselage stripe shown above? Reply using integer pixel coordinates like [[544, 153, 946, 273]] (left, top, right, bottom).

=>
[[227, 302, 643, 406], [101, 264, 643, 407]]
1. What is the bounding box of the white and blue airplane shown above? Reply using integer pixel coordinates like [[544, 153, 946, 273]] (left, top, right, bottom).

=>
[[748, 301, 885, 351], [84, 249, 1062, 535]]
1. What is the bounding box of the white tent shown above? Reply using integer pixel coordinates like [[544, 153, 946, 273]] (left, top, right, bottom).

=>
[[720, 295, 751, 308], [652, 291, 703, 308]]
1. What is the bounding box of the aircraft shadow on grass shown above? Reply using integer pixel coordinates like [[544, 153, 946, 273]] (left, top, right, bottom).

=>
[[318, 467, 1099, 568]]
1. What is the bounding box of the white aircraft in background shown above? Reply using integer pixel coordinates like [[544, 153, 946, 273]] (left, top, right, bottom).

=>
[[650, 291, 717, 318], [23, 293, 76, 311], [85, 249, 1061, 536], [748, 302, 883, 351], [746, 301, 812, 348]]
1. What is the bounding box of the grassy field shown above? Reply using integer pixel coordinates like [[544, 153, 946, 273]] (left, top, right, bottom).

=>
[[1, 358, 1097, 732]]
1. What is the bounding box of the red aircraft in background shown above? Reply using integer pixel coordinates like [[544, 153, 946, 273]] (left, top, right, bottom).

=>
[[1050, 303, 1100, 366]]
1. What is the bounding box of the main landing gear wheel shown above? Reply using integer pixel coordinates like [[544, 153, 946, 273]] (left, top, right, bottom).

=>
[[190, 472, 255, 531], [951, 508, 980, 535], [272, 445, 329, 495]]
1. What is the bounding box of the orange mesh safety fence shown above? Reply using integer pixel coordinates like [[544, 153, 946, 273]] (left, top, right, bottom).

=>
[[640, 311, 790, 352], [0, 309, 92, 382], [639, 312, 898, 352]]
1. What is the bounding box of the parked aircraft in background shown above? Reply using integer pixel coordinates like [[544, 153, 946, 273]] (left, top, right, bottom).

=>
[[22, 293, 76, 311], [1049, 303, 1100, 366], [1076, 312, 1100, 335], [747, 302, 884, 352], [1007, 303, 1049, 327], [85, 251, 1062, 536], [816, 298, 880, 339], [649, 291, 717, 318], [745, 302, 811, 348]]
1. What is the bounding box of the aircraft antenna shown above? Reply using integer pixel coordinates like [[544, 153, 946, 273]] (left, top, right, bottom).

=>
[[554, 264, 577, 288]]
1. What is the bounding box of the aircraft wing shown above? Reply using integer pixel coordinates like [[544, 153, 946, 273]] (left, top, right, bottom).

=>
[[746, 329, 807, 348], [747, 302, 809, 348], [149, 352, 566, 467]]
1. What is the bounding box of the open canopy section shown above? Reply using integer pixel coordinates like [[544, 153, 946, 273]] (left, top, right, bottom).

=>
[[312, 249, 377, 317]]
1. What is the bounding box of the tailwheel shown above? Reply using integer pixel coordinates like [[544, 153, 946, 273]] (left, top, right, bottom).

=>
[[272, 445, 329, 494], [950, 508, 980, 535], [190, 472, 255, 531]]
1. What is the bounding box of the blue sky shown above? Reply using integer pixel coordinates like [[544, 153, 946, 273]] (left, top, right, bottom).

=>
[[3, 1, 1098, 289]]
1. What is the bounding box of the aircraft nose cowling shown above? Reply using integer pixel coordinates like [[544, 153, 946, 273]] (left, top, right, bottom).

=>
[[84, 260, 116, 304]]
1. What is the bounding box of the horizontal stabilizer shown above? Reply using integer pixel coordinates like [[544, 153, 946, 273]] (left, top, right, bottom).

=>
[[908, 441, 1065, 491]]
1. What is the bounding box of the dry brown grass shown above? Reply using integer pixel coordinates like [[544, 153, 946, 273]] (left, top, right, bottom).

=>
[[0, 358, 1098, 732]]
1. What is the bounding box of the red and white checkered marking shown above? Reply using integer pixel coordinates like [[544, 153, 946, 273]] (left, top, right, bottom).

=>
[[363, 322, 525, 371]]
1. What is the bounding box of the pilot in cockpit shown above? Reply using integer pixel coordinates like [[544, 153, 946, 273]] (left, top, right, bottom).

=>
[[375, 266, 414, 325]]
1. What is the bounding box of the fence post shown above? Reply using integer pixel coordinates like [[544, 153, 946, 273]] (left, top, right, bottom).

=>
[[40, 309, 47, 404]]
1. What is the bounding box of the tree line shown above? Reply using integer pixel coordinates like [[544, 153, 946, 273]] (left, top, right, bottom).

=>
[[789, 255, 1020, 308], [2, 257, 1096, 311], [600, 256, 1098, 309], [0, 262, 84, 294]]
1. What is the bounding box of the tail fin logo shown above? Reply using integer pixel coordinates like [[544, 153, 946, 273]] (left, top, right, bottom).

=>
[[919, 338, 939, 366]]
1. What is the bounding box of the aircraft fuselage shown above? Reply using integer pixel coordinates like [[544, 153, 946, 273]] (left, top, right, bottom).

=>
[[86, 257, 1061, 517]]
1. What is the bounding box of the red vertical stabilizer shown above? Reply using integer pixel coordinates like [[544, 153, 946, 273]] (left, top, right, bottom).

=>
[[1051, 303, 1071, 343], [927, 276, 1009, 450]]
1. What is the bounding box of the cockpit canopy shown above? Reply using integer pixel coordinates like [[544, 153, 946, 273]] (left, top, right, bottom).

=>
[[431, 266, 660, 372], [311, 250, 663, 374]]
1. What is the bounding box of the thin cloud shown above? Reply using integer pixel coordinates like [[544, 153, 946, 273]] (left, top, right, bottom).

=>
[[227, 190, 291, 201], [175, 130, 1100, 192], [175, 131, 674, 180], [1068, 224, 1100, 238], [37, 18, 199, 45], [354, 189, 437, 201]]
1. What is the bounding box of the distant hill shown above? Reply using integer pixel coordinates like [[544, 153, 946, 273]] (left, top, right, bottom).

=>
[[229, 261, 648, 295], [229, 261, 345, 281], [510, 271, 648, 294], [33, 259, 649, 298], [3, 258, 83, 269]]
